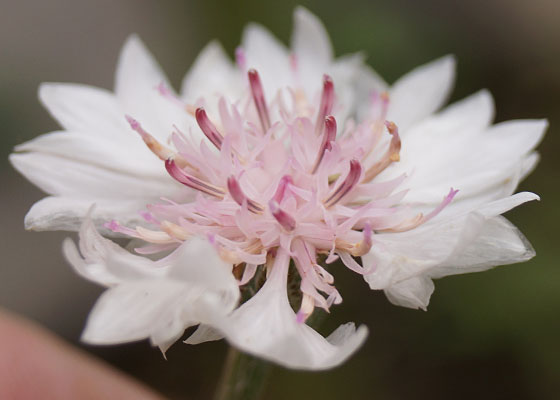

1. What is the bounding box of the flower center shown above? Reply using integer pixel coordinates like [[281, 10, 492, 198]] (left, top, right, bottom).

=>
[[108, 69, 457, 322]]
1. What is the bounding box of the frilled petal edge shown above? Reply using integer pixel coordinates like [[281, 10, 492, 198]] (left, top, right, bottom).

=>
[[63, 217, 239, 352], [208, 250, 368, 370], [363, 192, 539, 309], [20, 196, 164, 236]]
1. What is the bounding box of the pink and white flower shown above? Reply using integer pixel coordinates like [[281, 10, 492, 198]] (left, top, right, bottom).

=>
[[10, 8, 546, 370]]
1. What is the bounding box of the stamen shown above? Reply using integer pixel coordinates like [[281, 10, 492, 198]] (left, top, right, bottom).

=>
[[135, 226, 174, 244], [338, 252, 374, 275], [239, 263, 258, 285], [423, 188, 459, 222], [385, 188, 459, 232], [349, 223, 373, 257], [311, 115, 337, 173], [184, 104, 197, 117], [248, 69, 271, 133], [363, 120, 401, 182], [227, 176, 264, 214], [272, 175, 293, 203], [165, 159, 225, 198], [324, 159, 362, 207], [126, 115, 174, 161], [155, 83, 197, 117], [160, 220, 190, 241], [104, 220, 137, 237], [314, 75, 334, 135], [269, 200, 296, 231], [384, 213, 424, 233], [140, 211, 159, 225], [127, 115, 192, 169], [155, 83, 184, 107], [195, 108, 223, 150]]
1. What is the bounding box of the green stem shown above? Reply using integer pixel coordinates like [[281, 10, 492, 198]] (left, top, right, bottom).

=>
[[213, 346, 272, 400]]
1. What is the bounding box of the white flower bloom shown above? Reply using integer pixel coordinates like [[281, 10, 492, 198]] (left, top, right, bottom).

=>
[[11, 7, 546, 370]]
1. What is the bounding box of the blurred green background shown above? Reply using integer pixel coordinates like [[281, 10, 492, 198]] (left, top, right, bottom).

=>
[[1, 0, 559, 399]]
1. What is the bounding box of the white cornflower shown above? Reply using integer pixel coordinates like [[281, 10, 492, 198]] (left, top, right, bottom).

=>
[[10, 8, 546, 370]]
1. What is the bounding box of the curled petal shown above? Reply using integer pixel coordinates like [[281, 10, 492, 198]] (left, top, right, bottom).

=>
[[64, 217, 239, 352], [214, 250, 368, 370], [363, 193, 539, 308]]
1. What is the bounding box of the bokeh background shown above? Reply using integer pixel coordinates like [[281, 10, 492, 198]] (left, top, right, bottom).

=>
[[1, 0, 559, 399]]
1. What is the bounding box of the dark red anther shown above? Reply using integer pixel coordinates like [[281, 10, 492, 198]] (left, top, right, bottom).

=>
[[248, 69, 271, 134], [315, 74, 335, 135], [195, 107, 223, 150], [311, 115, 337, 173]]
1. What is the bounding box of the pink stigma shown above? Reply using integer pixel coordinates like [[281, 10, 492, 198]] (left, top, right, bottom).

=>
[[269, 200, 296, 231], [315, 74, 335, 135], [165, 159, 225, 198], [272, 175, 293, 203], [227, 176, 264, 214], [196, 107, 223, 150], [248, 69, 271, 133], [324, 159, 362, 207], [312, 115, 337, 173]]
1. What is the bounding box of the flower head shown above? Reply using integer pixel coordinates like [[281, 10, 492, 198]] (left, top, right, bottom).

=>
[[10, 8, 546, 370]]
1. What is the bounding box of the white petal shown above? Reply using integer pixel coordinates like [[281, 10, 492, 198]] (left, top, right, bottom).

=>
[[215, 251, 368, 370], [82, 281, 187, 345], [242, 23, 290, 97], [14, 130, 165, 178], [184, 325, 224, 345], [9, 152, 178, 198], [429, 215, 535, 279], [520, 151, 540, 181], [291, 7, 332, 89], [328, 53, 374, 125], [114, 35, 190, 141], [374, 90, 493, 189], [167, 238, 238, 297], [429, 161, 537, 217], [364, 193, 538, 308], [379, 93, 546, 206], [181, 41, 242, 104], [66, 217, 238, 292], [37, 79, 193, 164], [23, 196, 159, 234], [476, 191, 539, 217], [115, 34, 170, 107], [322, 53, 371, 125], [387, 55, 456, 131], [355, 64, 390, 120], [39, 83, 125, 137], [67, 220, 239, 349], [482, 119, 547, 164], [384, 276, 434, 310], [63, 216, 166, 285], [364, 213, 485, 290], [441, 88, 495, 127]]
